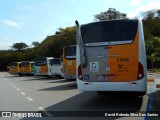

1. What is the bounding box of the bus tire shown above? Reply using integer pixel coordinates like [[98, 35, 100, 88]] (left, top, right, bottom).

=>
[[58, 75, 61, 79], [47, 76, 52, 78]]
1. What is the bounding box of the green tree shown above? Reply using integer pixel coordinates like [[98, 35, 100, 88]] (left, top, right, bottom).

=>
[[94, 8, 127, 21], [36, 26, 76, 58], [32, 41, 40, 48], [12, 42, 28, 51], [142, 9, 160, 68], [143, 9, 160, 37]]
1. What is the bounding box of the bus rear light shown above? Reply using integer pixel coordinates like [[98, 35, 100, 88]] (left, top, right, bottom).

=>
[[137, 62, 144, 80], [78, 64, 83, 80]]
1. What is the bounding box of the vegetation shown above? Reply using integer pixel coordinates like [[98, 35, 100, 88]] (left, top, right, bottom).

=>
[[143, 10, 160, 69], [94, 8, 127, 21], [0, 26, 76, 71], [0, 8, 160, 71], [11, 42, 29, 51]]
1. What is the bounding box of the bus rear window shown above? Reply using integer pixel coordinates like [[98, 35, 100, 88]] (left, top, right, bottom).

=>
[[9, 62, 17, 68], [81, 20, 138, 46], [21, 61, 29, 67], [35, 58, 47, 66], [51, 59, 61, 65], [65, 46, 76, 59]]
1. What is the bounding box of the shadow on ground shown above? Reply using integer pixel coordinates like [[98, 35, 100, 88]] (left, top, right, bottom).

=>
[[38, 82, 77, 91], [21, 92, 143, 120]]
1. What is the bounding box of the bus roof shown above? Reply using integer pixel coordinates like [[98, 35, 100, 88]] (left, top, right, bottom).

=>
[[80, 19, 139, 26]]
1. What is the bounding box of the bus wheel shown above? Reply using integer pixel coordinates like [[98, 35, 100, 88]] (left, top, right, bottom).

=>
[[58, 75, 63, 79], [19, 74, 23, 76], [47, 76, 52, 78]]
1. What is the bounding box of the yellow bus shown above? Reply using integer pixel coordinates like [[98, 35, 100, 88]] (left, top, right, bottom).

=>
[[21, 61, 34, 76], [9, 62, 22, 76], [75, 19, 147, 96], [63, 45, 76, 80]]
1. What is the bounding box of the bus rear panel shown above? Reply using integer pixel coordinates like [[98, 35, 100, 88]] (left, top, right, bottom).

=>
[[34, 57, 53, 77], [9, 62, 21, 75], [51, 58, 62, 78], [21, 61, 34, 76], [63, 45, 76, 80], [76, 19, 147, 95]]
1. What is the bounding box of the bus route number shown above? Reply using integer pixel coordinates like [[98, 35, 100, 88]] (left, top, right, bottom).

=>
[[117, 58, 129, 62]]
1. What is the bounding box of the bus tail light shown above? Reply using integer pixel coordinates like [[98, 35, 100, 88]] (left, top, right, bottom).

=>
[[78, 64, 83, 80], [137, 62, 144, 80]]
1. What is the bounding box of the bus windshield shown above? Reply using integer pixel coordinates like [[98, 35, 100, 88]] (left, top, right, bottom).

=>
[[21, 61, 29, 67], [9, 62, 17, 68], [65, 46, 76, 59], [81, 20, 138, 46], [35, 58, 47, 66], [51, 59, 61, 65]]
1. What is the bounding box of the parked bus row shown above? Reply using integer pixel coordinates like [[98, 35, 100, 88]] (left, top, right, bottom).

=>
[[8, 45, 76, 80], [8, 19, 147, 96]]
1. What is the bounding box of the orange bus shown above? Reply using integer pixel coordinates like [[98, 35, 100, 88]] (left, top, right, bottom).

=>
[[21, 61, 34, 76], [63, 45, 76, 80], [9, 62, 22, 76], [34, 57, 54, 77], [76, 19, 147, 96]]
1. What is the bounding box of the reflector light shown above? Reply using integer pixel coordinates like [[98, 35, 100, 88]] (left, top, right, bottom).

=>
[[78, 64, 83, 80], [137, 62, 144, 80]]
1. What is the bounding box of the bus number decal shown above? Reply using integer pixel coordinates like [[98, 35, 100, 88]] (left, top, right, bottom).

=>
[[117, 58, 129, 62]]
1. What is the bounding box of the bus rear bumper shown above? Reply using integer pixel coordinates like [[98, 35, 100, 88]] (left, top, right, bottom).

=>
[[77, 78, 147, 92], [35, 73, 51, 77], [64, 74, 76, 80]]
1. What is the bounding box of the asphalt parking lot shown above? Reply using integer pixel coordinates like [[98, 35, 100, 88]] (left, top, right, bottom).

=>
[[0, 72, 160, 120]]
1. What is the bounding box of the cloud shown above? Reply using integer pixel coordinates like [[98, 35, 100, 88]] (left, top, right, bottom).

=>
[[130, 0, 141, 6], [3, 19, 21, 28], [128, 0, 160, 18]]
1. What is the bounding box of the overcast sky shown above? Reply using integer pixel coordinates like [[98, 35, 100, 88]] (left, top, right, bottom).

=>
[[0, 0, 160, 50]]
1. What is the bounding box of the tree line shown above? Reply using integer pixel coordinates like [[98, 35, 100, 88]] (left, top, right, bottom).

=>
[[0, 8, 160, 71]]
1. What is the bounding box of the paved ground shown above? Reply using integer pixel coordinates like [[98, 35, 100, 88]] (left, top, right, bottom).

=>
[[0, 72, 160, 120]]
